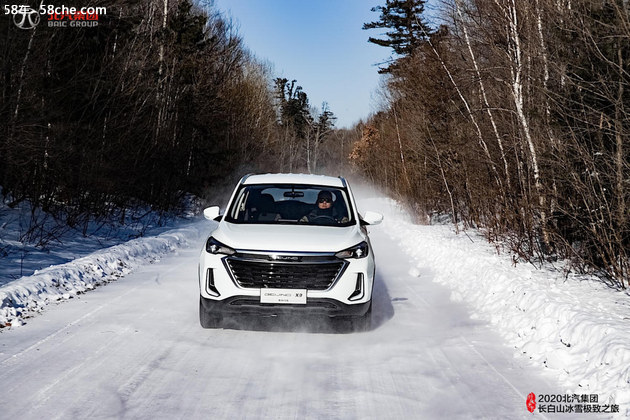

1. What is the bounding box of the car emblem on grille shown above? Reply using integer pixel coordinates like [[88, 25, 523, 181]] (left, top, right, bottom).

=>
[[269, 255, 302, 262]]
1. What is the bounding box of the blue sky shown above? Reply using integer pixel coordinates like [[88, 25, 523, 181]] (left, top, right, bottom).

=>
[[211, 0, 394, 129]]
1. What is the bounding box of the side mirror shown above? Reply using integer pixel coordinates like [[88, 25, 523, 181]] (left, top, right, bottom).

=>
[[203, 206, 222, 222], [361, 211, 383, 226]]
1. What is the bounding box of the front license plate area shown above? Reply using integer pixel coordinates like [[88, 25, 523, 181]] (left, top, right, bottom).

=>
[[260, 289, 307, 304]]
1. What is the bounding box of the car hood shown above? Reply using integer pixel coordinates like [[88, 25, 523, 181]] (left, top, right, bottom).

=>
[[212, 222, 365, 253]]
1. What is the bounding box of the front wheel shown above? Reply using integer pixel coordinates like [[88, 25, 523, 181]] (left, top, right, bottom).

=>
[[199, 297, 222, 328], [350, 302, 372, 332], [340, 302, 372, 332]]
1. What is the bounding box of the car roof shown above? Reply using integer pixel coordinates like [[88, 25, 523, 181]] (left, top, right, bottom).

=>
[[241, 173, 345, 188]]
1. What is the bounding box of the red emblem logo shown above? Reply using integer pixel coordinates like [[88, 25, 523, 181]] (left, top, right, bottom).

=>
[[526, 393, 537, 413]]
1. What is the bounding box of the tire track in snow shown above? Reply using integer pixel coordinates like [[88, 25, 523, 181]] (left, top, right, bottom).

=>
[[25, 325, 136, 416], [0, 257, 191, 418], [0, 284, 141, 368]]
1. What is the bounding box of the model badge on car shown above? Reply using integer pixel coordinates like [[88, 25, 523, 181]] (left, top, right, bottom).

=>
[[270, 255, 301, 261]]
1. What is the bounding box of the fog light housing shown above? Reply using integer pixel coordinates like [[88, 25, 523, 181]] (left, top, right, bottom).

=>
[[206, 268, 220, 297], [348, 273, 364, 301]]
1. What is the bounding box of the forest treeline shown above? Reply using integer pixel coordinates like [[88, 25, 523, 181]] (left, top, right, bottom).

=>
[[2, 0, 628, 287], [0, 0, 343, 241], [353, 0, 629, 287]]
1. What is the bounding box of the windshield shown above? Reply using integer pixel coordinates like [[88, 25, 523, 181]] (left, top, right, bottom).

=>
[[225, 184, 355, 226]]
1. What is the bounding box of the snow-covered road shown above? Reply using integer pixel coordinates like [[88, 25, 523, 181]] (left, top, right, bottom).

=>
[[0, 204, 565, 419]]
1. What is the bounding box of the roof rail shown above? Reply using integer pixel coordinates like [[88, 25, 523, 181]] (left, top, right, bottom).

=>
[[338, 176, 347, 188]]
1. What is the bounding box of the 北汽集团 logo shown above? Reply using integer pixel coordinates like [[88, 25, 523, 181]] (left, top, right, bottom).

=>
[[13, 7, 40, 30]]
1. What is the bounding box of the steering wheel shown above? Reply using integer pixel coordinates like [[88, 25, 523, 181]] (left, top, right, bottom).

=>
[[309, 215, 338, 224]]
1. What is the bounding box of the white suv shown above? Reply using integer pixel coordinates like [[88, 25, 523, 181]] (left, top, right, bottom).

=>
[[198, 173, 383, 330]]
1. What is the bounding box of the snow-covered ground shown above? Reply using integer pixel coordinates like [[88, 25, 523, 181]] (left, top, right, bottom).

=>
[[0, 191, 628, 418], [365, 196, 630, 415], [0, 220, 205, 328], [0, 197, 198, 284]]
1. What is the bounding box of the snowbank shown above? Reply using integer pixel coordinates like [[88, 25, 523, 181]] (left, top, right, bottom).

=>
[[366, 197, 630, 411], [0, 220, 208, 328], [0, 196, 201, 285]]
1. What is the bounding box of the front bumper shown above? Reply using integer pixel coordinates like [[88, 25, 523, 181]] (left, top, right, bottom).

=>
[[199, 248, 375, 317], [200, 295, 371, 318]]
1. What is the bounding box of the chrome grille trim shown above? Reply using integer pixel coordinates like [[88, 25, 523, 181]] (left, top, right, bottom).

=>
[[223, 253, 347, 291]]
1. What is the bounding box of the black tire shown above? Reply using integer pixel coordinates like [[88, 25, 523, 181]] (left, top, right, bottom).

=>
[[199, 297, 222, 328], [350, 301, 372, 332]]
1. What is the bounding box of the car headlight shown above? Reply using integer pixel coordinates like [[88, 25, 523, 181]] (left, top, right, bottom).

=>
[[205, 237, 236, 255], [335, 241, 369, 259]]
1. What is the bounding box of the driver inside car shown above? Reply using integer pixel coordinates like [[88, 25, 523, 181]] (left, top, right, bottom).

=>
[[300, 190, 348, 224]]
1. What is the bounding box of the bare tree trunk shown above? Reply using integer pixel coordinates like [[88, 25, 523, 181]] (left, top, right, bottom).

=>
[[313, 125, 321, 173], [430, 135, 459, 232], [155, 0, 169, 142], [535, 0, 563, 221], [614, 42, 626, 241], [501, 0, 550, 249], [158, 0, 168, 79], [421, 23, 502, 190], [393, 107, 411, 194], [305, 129, 312, 173], [12, 0, 44, 124], [455, 0, 511, 191]]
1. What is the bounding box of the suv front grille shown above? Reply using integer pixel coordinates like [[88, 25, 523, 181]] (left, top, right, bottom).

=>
[[225, 255, 346, 290]]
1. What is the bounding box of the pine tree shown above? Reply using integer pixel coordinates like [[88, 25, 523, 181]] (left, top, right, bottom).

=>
[[363, 0, 433, 72], [274, 78, 312, 138]]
